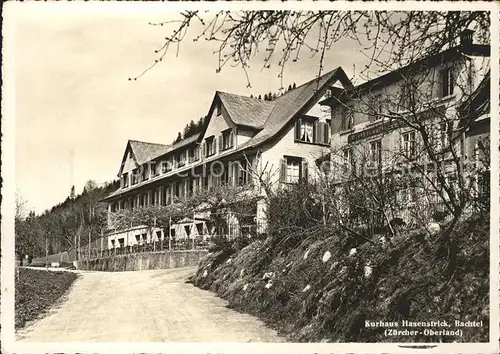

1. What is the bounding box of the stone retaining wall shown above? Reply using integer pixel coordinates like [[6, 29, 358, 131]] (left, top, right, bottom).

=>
[[76, 250, 208, 271]]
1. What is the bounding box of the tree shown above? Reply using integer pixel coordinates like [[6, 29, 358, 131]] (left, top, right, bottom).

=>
[[70, 185, 76, 200], [174, 132, 182, 143], [131, 11, 489, 90]]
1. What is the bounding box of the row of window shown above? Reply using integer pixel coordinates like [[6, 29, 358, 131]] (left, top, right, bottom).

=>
[[339, 66, 456, 131], [113, 161, 254, 211], [340, 122, 457, 172], [121, 130, 238, 189]]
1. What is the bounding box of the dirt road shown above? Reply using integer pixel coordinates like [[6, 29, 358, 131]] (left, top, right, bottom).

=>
[[17, 267, 284, 342]]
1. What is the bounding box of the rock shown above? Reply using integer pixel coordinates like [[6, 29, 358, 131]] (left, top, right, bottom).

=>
[[303, 284, 311, 292], [226, 258, 232, 264], [303, 249, 310, 260], [243, 283, 249, 291], [202, 270, 208, 278], [364, 265, 373, 278], [265, 282, 273, 289], [322, 251, 332, 263], [349, 248, 357, 256], [262, 271, 275, 280], [427, 222, 441, 235], [240, 268, 245, 277]]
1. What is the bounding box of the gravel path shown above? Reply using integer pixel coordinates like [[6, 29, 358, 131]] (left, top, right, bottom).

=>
[[16, 267, 284, 342]]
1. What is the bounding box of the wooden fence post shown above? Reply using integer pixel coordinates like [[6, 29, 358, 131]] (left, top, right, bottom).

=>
[[168, 216, 172, 251]]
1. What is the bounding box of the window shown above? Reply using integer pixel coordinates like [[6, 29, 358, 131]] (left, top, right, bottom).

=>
[[122, 173, 129, 188], [342, 148, 355, 173], [151, 190, 156, 205], [151, 162, 159, 177], [441, 67, 454, 97], [280, 156, 307, 184], [189, 146, 200, 163], [177, 151, 187, 167], [295, 118, 329, 145], [205, 137, 216, 157], [216, 104, 222, 116], [402, 131, 417, 159], [399, 82, 412, 110], [341, 106, 354, 131], [286, 159, 300, 183], [142, 164, 149, 181], [234, 161, 250, 186], [369, 94, 383, 121], [132, 168, 139, 185], [436, 121, 450, 154], [296, 119, 314, 143], [221, 129, 235, 150], [369, 140, 382, 165]]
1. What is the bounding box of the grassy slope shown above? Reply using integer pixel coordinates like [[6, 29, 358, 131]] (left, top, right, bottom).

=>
[[192, 214, 489, 342], [15, 268, 78, 328]]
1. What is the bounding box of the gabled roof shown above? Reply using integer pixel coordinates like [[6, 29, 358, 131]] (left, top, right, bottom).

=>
[[218, 92, 275, 129], [117, 140, 171, 176], [109, 67, 352, 194], [129, 140, 171, 165], [240, 67, 353, 149]]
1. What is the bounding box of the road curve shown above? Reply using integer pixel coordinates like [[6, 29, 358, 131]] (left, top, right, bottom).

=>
[[17, 267, 284, 342]]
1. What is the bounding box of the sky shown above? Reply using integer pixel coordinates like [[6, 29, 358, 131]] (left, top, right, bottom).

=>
[[10, 3, 371, 214]]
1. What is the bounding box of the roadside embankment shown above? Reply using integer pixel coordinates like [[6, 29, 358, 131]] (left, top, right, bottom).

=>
[[191, 215, 489, 342]]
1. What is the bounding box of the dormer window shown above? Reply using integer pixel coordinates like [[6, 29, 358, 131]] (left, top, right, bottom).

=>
[[142, 164, 149, 181], [132, 168, 139, 185], [177, 150, 187, 167], [122, 172, 129, 188], [205, 136, 216, 157], [151, 162, 159, 177], [221, 129, 235, 151]]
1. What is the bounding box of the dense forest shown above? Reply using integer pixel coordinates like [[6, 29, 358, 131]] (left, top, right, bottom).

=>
[[15, 180, 119, 260]]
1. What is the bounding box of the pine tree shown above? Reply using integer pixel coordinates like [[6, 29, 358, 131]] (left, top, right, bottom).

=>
[[288, 84, 292, 91], [258, 94, 262, 100], [292, 82, 296, 89], [174, 132, 182, 143], [70, 185, 76, 200], [250, 94, 254, 98]]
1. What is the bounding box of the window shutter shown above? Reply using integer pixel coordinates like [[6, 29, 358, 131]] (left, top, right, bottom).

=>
[[324, 122, 330, 144], [217, 135, 222, 153], [314, 122, 321, 144], [295, 119, 301, 140], [301, 160, 309, 181], [279, 158, 287, 183]]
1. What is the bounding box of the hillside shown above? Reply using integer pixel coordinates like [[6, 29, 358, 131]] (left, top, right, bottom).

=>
[[191, 213, 489, 343], [15, 180, 119, 261]]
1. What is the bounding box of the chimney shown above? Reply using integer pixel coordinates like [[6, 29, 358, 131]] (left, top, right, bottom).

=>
[[459, 29, 474, 47]]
